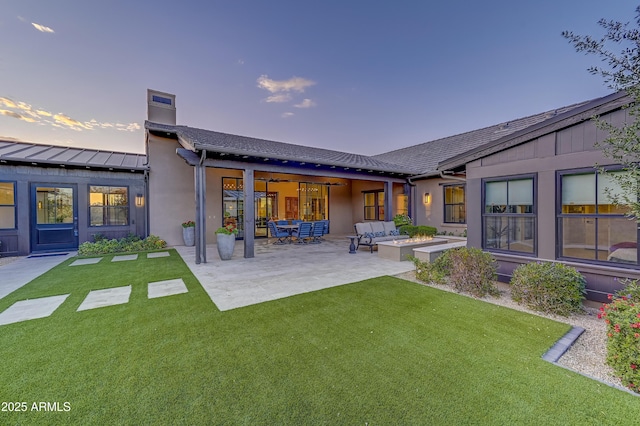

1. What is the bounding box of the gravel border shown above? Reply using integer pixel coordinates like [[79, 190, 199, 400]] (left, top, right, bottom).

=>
[[0, 256, 20, 267], [394, 271, 626, 391]]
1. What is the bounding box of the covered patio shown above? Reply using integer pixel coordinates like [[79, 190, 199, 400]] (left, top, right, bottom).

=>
[[175, 234, 415, 311]]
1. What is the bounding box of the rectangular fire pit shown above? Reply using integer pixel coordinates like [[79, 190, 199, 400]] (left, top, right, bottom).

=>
[[377, 238, 449, 261]]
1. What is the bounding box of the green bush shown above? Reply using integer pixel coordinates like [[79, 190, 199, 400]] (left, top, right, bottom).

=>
[[398, 225, 437, 237], [510, 261, 586, 316], [447, 247, 499, 297], [601, 279, 640, 393], [411, 250, 453, 285], [78, 234, 166, 256], [393, 214, 412, 227]]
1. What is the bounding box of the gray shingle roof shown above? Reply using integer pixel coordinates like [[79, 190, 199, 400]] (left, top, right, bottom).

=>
[[372, 100, 594, 176], [145, 121, 421, 175], [0, 140, 147, 171]]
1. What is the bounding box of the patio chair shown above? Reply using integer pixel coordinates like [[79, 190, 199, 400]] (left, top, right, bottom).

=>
[[319, 219, 329, 240], [267, 221, 290, 245], [276, 220, 288, 225], [292, 219, 302, 225], [293, 222, 312, 244], [310, 222, 324, 244]]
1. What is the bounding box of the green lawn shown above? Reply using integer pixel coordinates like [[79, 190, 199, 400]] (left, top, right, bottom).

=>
[[0, 250, 638, 425]]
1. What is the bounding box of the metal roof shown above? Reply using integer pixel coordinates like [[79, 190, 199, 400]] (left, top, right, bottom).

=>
[[0, 140, 147, 171]]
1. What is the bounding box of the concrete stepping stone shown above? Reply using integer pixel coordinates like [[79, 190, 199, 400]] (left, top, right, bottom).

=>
[[0, 294, 70, 326], [70, 258, 102, 266], [112, 254, 138, 262], [148, 279, 188, 299], [77, 285, 132, 311], [147, 252, 170, 258]]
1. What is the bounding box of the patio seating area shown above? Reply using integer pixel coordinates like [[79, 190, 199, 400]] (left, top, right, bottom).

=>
[[268, 220, 328, 244], [175, 233, 414, 311]]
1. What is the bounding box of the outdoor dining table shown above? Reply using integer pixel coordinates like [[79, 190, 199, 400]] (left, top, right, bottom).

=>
[[276, 224, 299, 243]]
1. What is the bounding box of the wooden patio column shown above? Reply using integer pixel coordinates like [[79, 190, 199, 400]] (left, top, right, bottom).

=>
[[384, 180, 393, 221], [243, 167, 255, 258], [194, 157, 207, 264]]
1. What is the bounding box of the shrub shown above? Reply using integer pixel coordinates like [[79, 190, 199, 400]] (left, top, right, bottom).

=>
[[393, 214, 412, 227], [411, 250, 453, 285], [601, 279, 640, 393], [399, 225, 437, 237], [78, 234, 166, 256], [510, 262, 586, 316], [447, 247, 499, 297]]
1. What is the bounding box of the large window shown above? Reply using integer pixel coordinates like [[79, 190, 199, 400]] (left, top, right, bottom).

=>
[[0, 182, 16, 229], [444, 184, 466, 223], [483, 176, 535, 254], [89, 186, 129, 226], [559, 169, 637, 265], [364, 190, 384, 220]]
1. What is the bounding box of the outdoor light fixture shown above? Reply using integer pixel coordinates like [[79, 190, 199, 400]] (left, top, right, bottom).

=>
[[135, 194, 144, 207], [424, 192, 430, 204]]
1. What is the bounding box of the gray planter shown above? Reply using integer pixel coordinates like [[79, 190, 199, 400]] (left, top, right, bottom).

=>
[[216, 233, 236, 260], [182, 226, 195, 246]]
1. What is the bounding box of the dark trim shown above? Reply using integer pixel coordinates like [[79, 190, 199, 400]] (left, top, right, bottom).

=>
[[0, 180, 17, 230], [481, 173, 537, 257], [87, 184, 131, 228], [556, 166, 639, 269], [442, 183, 466, 224]]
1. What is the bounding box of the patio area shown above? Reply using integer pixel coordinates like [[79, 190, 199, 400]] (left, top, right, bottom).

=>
[[175, 234, 415, 311]]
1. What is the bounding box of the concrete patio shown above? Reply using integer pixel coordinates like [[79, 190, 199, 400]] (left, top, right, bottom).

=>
[[175, 234, 415, 311]]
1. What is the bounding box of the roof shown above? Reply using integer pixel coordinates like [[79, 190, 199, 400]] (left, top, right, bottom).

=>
[[437, 90, 630, 171], [0, 140, 147, 171], [372, 99, 596, 176], [146, 121, 421, 175]]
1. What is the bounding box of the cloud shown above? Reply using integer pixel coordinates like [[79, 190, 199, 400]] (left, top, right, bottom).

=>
[[32, 22, 55, 33], [294, 98, 316, 108], [281, 112, 294, 118], [265, 93, 292, 103], [0, 135, 24, 142], [0, 96, 140, 133], [17, 16, 26, 23], [237, 59, 245, 65], [257, 75, 315, 94]]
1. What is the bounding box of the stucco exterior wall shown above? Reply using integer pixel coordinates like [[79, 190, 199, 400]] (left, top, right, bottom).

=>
[[147, 135, 194, 246], [413, 178, 466, 235]]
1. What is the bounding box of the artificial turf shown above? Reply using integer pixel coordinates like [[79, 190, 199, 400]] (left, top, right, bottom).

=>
[[0, 250, 638, 425]]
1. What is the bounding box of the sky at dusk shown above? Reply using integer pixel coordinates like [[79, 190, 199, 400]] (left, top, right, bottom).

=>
[[0, 1, 635, 155]]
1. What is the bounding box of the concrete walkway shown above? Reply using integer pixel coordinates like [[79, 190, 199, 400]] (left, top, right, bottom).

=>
[[0, 253, 75, 300], [176, 235, 415, 311]]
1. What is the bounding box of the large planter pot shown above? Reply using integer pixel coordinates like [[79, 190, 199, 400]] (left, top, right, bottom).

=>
[[216, 233, 236, 260], [182, 226, 195, 246]]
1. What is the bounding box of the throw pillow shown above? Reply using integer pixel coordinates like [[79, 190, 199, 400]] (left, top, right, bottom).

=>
[[374, 231, 385, 237], [390, 229, 400, 236], [364, 232, 375, 239]]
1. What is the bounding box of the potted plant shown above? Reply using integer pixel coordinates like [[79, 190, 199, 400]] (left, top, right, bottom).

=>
[[215, 223, 238, 260], [182, 220, 196, 246]]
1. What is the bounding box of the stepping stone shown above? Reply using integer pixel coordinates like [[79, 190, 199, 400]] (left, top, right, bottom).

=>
[[148, 279, 188, 299], [0, 295, 69, 326], [147, 252, 170, 258], [112, 254, 138, 262], [77, 286, 132, 311], [70, 258, 102, 266]]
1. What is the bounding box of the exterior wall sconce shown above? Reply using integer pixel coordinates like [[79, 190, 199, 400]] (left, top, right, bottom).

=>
[[135, 194, 144, 207], [424, 192, 430, 204]]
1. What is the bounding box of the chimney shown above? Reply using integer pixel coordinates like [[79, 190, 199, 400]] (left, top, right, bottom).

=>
[[147, 89, 176, 125]]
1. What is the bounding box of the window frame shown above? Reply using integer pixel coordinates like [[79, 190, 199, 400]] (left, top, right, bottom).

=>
[[88, 185, 130, 227], [443, 183, 466, 224], [556, 166, 639, 268], [482, 173, 537, 256], [0, 181, 17, 230], [363, 190, 384, 221]]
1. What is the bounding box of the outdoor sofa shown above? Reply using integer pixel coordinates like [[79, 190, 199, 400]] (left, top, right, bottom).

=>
[[354, 221, 409, 253]]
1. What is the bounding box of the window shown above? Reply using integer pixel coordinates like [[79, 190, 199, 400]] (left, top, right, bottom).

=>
[[483, 176, 535, 254], [364, 190, 384, 220], [559, 169, 637, 265], [89, 186, 129, 226], [152, 95, 172, 105], [0, 182, 16, 229], [444, 184, 466, 223]]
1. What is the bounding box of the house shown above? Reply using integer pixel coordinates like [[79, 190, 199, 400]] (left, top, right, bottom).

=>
[[1, 88, 637, 302], [0, 141, 147, 255]]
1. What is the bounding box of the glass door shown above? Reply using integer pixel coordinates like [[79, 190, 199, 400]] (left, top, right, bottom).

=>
[[31, 184, 78, 252], [222, 178, 244, 239], [299, 183, 328, 221]]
